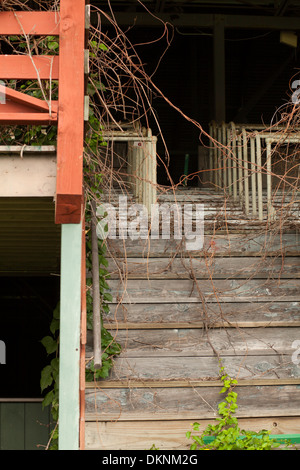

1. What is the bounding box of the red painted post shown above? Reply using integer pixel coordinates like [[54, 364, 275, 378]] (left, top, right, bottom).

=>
[[55, 0, 86, 224]]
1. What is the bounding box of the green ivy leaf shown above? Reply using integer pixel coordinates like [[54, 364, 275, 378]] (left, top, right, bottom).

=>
[[40, 365, 53, 392], [41, 336, 58, 355]]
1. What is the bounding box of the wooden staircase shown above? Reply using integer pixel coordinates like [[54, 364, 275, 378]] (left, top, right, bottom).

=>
[[85, 187, 300, 450]]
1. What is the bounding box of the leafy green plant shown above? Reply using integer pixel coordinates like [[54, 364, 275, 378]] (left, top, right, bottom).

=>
[[40, 302, 60, 450], [186, 365, 290, 451]]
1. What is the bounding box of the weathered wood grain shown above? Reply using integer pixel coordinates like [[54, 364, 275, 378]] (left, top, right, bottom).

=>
[[97, 355, 300, 382], [86, 327, 300, 357], [104, 301, 300, 329], [85, 385, 300, 421], [85, 417, 300, 450], [107, 233, 300, 257], [87, 187, 300, 448], [107, 256, 300, 279], [107, 279, 300, 303]]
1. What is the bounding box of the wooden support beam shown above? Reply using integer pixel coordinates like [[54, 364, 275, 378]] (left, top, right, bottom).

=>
[[55, 0, 85, 224], [0, 56, 59, 80], [59, 223, 82, 450], [213, 15, 226, 123], [0, 85, 58, 125], [0, 113, 57, 125], [0, 85, 58, 113], [0, 11, 60, 35]]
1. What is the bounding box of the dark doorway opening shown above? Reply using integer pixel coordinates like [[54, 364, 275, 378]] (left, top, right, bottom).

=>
[[0, 276, 60, 399]]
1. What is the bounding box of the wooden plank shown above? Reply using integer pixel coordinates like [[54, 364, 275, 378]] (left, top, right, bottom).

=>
[[104, 301, 300, 329], [59, 223, 82, 450], [85, 385, 300, 421], [96, 355, 300, 382], [87, 327, 300, 358], [107, 279, 300, 303], [106, 233, 300, 257], [85, 417, 300, 450], [55, 0, 85, 224], [107, 257, 300, 279], [0, 112, 57, 125], [0, 56, 59, 80], [0, 11, 60, 35], [0, 84, 58, 113]]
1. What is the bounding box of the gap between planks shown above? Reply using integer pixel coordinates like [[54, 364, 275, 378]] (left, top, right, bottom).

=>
[[85, 378, 300, 389], [103, 321, 300, 330]]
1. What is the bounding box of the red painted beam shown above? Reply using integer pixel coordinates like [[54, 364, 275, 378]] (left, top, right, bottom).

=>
[[0, 11, 60, 35], [0, 112, 57, 125], [0, 56, 59, 80], [0, 84, 58, 113], [55, 0, 85, 224], [0, 85, 58, 125]]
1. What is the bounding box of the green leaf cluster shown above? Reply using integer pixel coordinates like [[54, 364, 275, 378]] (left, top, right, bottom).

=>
[[40, 302, 60, 449], [186, 365, 292, 451]]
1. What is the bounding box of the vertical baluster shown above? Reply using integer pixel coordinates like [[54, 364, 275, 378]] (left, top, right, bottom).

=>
[[237, 133, 243, 206], [137, 144, 143, 205], [217, 125, 222, 189], [227, 127, 232, 195], [242, 128, 250, 216], [231, 122, 238, 202], [212, 121, 218, 188], [266, 138, 274, 221], [222, 122, 227, 189], [151, 134, 158, 211], [208, 122, 213, 183], [250, 136, 257, 216], [127, 144, 133, 190], [131, 144, 137, 200], [256, 134, 263, 220]]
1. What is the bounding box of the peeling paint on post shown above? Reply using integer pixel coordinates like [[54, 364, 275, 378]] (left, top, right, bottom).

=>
[[59, 223, 82, 450]]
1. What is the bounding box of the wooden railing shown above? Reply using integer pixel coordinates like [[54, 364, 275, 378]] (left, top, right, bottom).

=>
[[102, 127, 157, 214], [208, 121, 300, 221]]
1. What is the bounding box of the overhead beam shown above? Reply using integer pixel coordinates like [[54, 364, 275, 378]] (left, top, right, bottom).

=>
[[99, 13, 300, 30], [213, 15, 226, 123], [0, 11, 60, 35]]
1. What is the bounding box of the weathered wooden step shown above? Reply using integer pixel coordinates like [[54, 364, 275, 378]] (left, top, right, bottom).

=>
[[87, 327, 300, 358], [107, 279, 300, 303], [85, 417, 300, 450], [107, 256, 300, 280], [85, 384, 300, 422], [106, 233, 300, 257], [104, 301, 300, 329], [87, 355, 300, 383]]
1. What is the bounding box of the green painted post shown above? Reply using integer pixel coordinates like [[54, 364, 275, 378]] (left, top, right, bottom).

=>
[[59, 224, 82, 450]]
